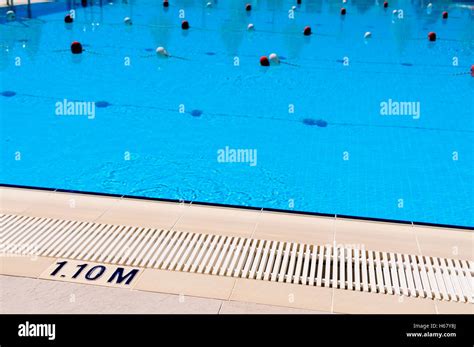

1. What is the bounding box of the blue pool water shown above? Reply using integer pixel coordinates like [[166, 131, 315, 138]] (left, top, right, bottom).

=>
[[1, 0, 473, 227]]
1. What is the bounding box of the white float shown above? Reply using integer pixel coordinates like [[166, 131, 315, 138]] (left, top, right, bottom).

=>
[[269, 53, 280, 65], [6, 10, 16, 21], [156, 46, 169, 57]]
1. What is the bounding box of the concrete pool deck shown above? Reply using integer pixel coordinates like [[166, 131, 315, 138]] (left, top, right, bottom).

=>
[[1, 186, 472, 314], [1, 0, 52, 7]]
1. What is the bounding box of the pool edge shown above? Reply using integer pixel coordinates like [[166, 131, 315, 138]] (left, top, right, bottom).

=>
[[1, 183, 472, 231]]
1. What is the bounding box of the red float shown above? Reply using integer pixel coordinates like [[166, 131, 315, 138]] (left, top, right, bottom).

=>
[[303, 26, 311, 36], [260, 56, 270, 66], [383, 1, 388, 8], [340, 7, 346, 15], [246, 4, 252, 11], [163, 0, 169, 8], [428, 32, 436, 41], [71, 41, 83, 54], [442, 11, 448, 19], [64, 14, 73, 23], [181, 20, 189, 30]]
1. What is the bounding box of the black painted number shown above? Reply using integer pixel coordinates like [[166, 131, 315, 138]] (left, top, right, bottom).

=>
[[50, 261, 139, 285]]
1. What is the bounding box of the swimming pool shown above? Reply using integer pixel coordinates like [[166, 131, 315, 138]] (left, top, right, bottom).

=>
[[1, 0, 473, 227]]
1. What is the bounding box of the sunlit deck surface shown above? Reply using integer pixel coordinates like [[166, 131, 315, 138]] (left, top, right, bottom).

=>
[[0, 0, 52, 7], [1, 186, 472, 314]]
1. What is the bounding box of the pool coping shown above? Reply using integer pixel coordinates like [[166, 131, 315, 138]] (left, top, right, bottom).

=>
[[1, 183, 472, 230], [1, 185, 473, 260]]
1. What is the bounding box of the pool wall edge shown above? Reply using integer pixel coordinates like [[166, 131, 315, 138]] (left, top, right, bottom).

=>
[[1, 183, 472, 231]]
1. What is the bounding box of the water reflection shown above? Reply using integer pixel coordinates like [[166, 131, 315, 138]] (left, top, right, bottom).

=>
[[218, 0, 247, 56], [0, 0, 472, 66], [148, 4, 173, 49], [0, 21, 43, 71]]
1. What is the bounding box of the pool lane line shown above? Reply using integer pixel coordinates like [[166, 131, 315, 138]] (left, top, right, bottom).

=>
[[452, 71, 473, 76], [33, 47, 471, 77], [28, 39, 471, 74], [28, 0, 471, 25], [22, 7, 472, 43], [50, 48, 103, 55], [139, 53, 190, 60], [280, 61, 300, 67], [5, 91, 474, 135], [32, 16, 474, 44]]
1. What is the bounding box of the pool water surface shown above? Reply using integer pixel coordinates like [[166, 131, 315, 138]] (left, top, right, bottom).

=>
[[1, 0, 473, 227]]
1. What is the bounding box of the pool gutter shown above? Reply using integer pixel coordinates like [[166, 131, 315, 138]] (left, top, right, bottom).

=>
[[1, 186, 472, 314]]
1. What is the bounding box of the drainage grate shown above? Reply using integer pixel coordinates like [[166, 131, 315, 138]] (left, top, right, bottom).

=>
[[1, 213, 472, 303]]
